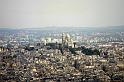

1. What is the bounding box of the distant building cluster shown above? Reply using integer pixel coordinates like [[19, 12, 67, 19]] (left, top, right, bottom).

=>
[[0, 30, 124, 82]]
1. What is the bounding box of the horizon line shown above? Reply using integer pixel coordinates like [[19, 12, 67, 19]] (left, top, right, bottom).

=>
[[0, 25, 124, 29]]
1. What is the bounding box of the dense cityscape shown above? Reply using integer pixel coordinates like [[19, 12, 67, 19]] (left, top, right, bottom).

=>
[[0, 27, 124, 82]]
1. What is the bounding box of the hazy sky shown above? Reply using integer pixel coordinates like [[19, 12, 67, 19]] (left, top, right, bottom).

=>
[[0, 0, 124, 28]]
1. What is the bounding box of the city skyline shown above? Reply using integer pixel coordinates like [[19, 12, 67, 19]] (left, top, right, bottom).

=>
[[0, 29, 124, 82], [0, 0, 124, 28]]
